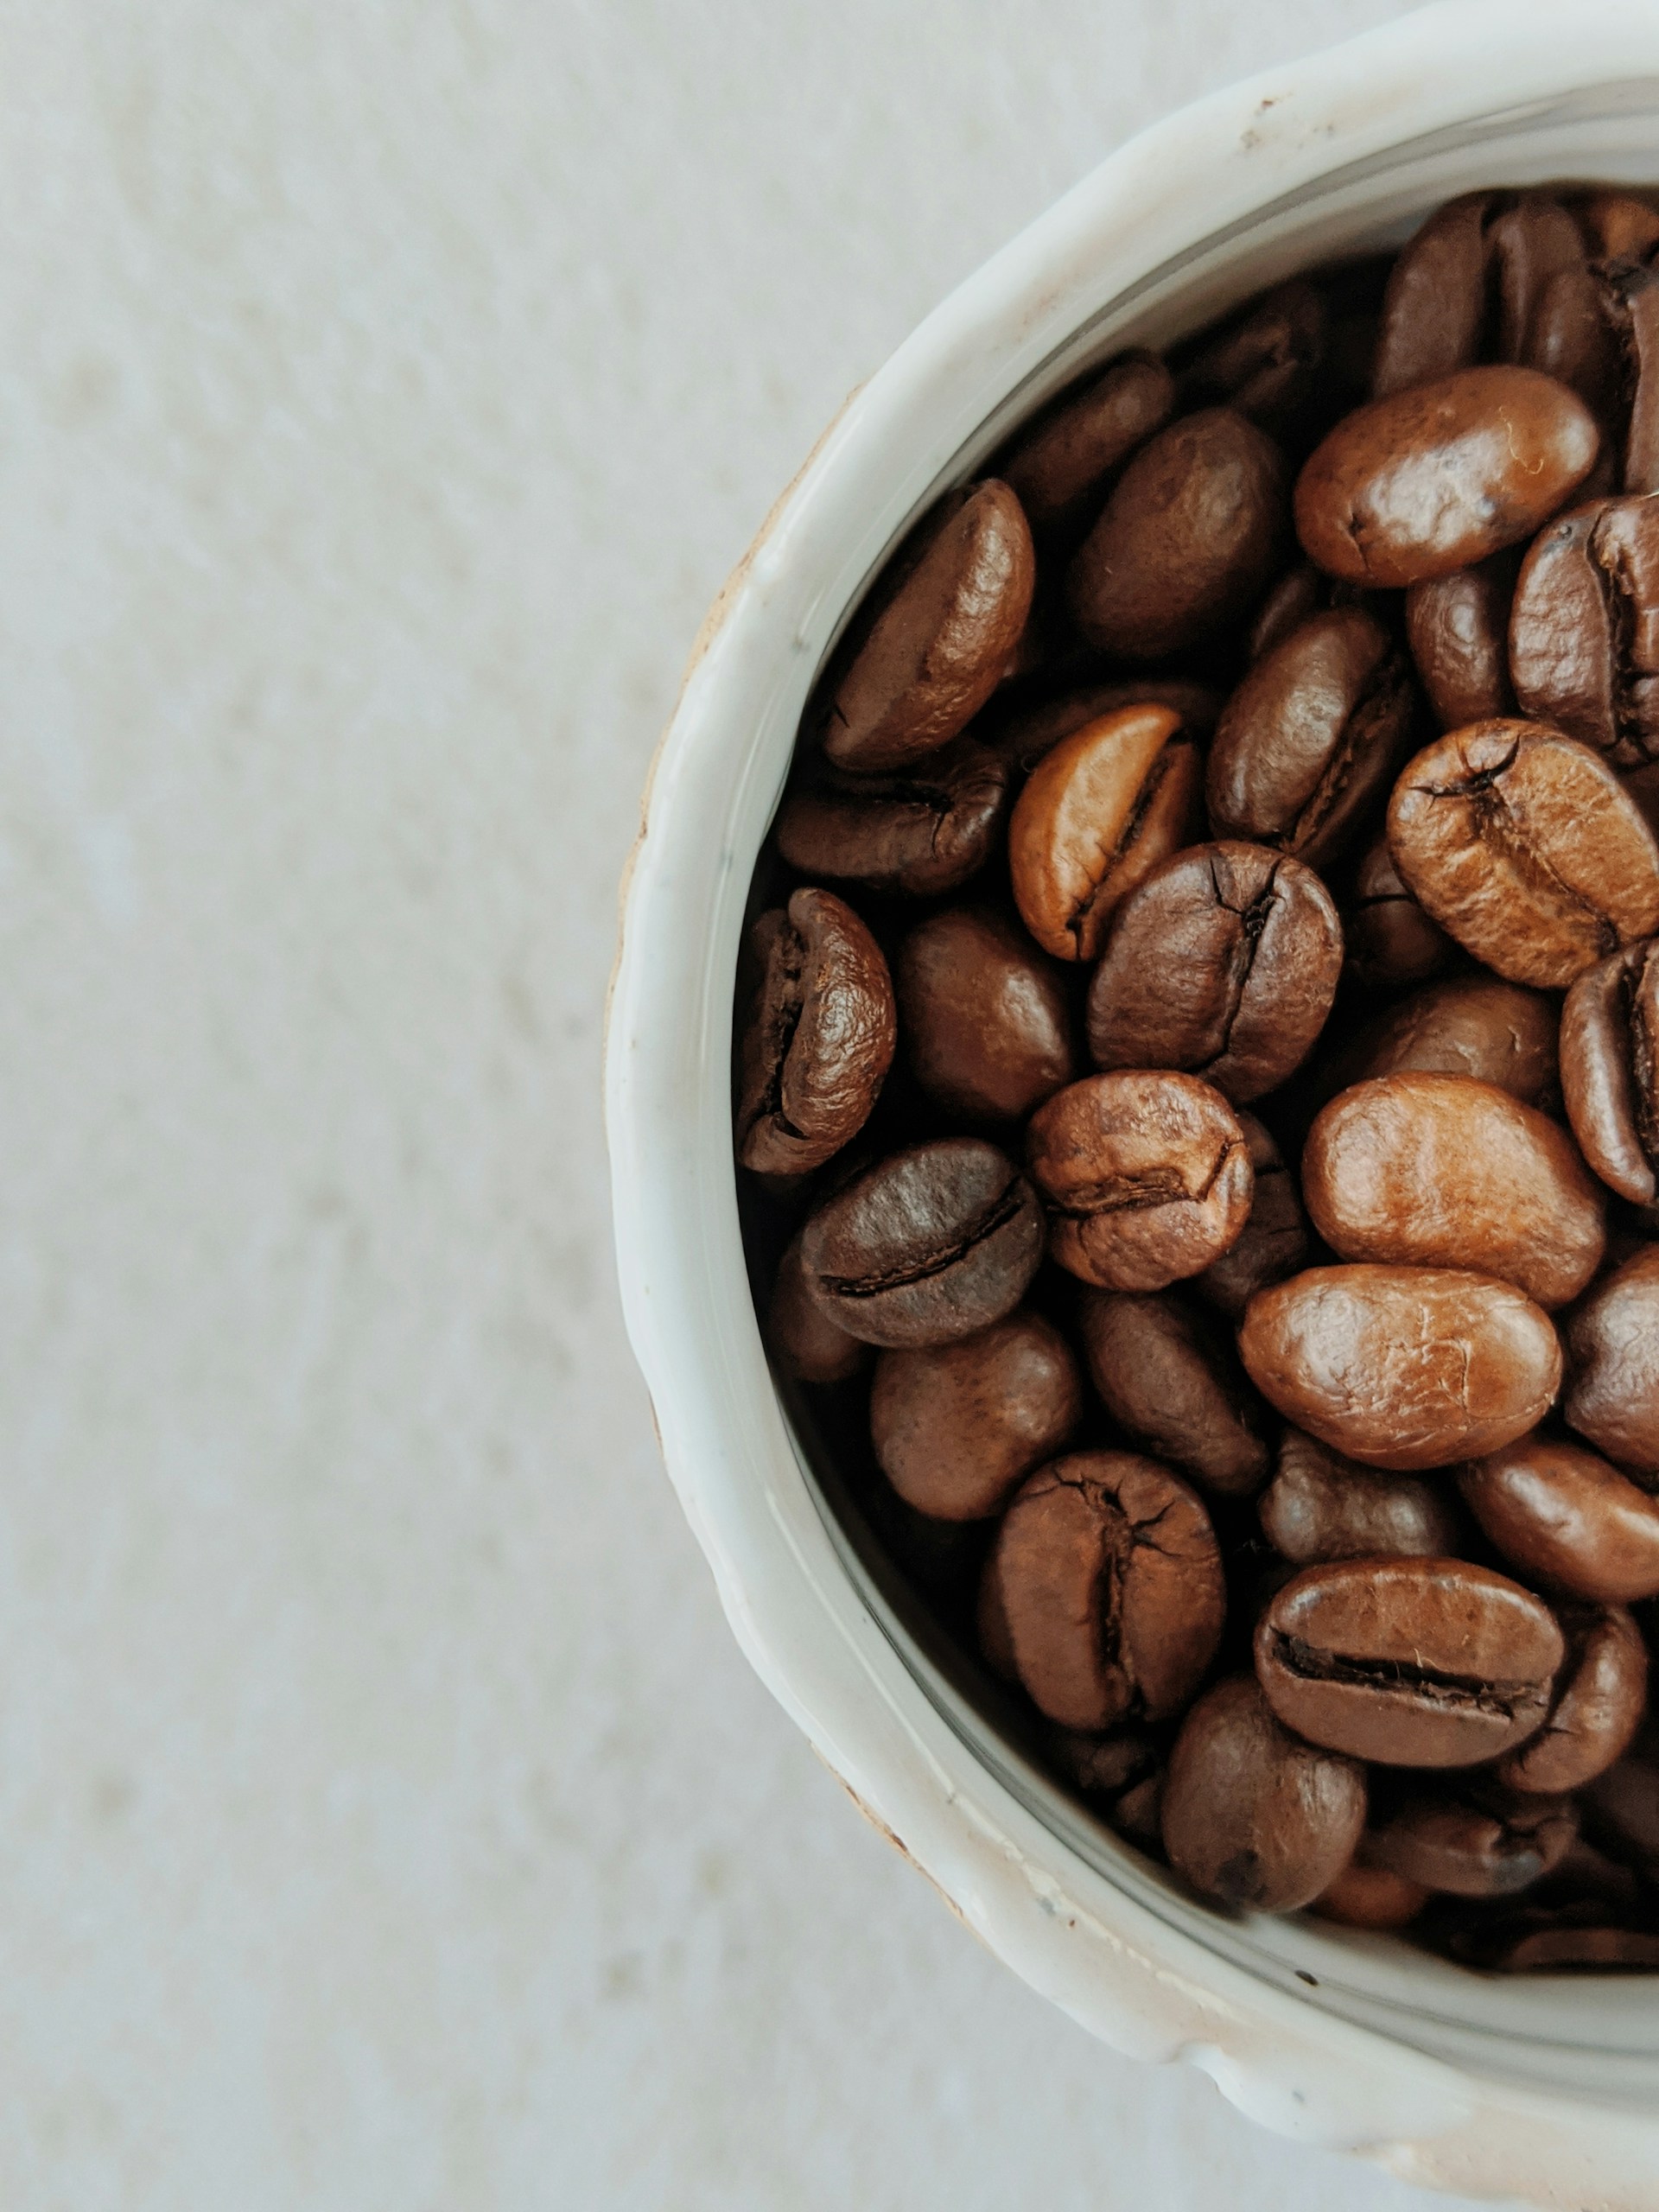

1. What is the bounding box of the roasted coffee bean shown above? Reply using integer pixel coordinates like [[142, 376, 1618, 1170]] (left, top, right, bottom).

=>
[[870, 1310, 1083, 1521], [1160, 1675, 1367, 1912], [1192, 1109, 1310, 1319], [1026, 1071, 1252, 1293], [991, 1450, 1225, 1730], [1308, 1861, 1429, 1928], [1406, 554, 1518, 729], [767, 1229, 869, 1384], [1296, 367, 1600, 587], [1086, 842, 1342, 1103], [1578, 192, 1659, 263], [1492, 194, 1601, 372], [1360, 1785, 1579, 1897], [1255, 1557, 1565, 1766], [1078, 1287, 1269, 1498], [1370, 194, 1503, 397], [1582, 1734, 1659, 1870], [1238, 1264, 1561, 1471], [1000, 350, 1175, 534], [1564, 1244, 1659, 1478], [1461, 1436, 1659, 1603], [1510, 496, 1659, 764], [895, 907, 1075, 1123], [800, 1137, 1045, 1347], [1343, 835, 1455, 994], [774, 735, 1009, 898], [1067, 408, 1287, 658], [1387, 719, 1659, 989], [1177, 280, 1327, 438], [1008, 703, 1203, 960], [1560, 938, 1659, 1202], [1592, 258, 1659, 494], [1112, 1771, 1165, 1849], [735, 889, 897, 1174], [823, 481, 1036, 771], [988, 680, 1223, 779], [1043, 1724, 1157, 1800], [1247, 563, 1325, 660], [1258, 1427, 1462, 1566], [1206, 609, 1415, 871], [976, 1547, 1020, 1681], [1319, 974, 1559, 1108], [1498, 1604, 1648, 1794], [1301, 1072, 1605, 1309]]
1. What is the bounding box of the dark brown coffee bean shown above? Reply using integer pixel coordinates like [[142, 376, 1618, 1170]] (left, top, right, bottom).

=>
[[1192, 1109, 1310, 1319], [1560, 938, 1659, 1204], [1302, 1072, 1605, 1310], [1000, 351, 1174, 534], [800, 1137, 1044, 1347], [1258, 1427, 1462, 1566], [1452, 1914, 1659, 1972], [767, 1229, 869, 1384], [991, 1450, 1225, 1730], [1112, 1771, 1165, 1849], [1066, 409, 1287, 658], [1492, 195, 1599, 371], [1026, 1071, 1252, 1293], [1461, 1436, 1659, 1603], [1078, 1287, 1269, 1498], [1343, 835, 1454, 994], [1086, 842, 1342, 1104], [987, 680, 1223, 779], [774, 735, 1009, 898], [1178, 280, 1327, 437], [1247, 563, 1324, 661], [736, 889, 896, 1175], [823, 481, 1035, 771], [1238, 1264, 1562, 1471], [1044, 1724, 1157, 1800], [1406, 555, 1518, 730], [1308, 1861, 1428, 1928], [1371, 194, 1504, 397], [1498, 1604, 1648, 1794], [1319, 975, 1559, 1109], [1510, 496, 1659, 765], [1296, 367, 1600, 588], [976, 1546, 1019, 1681], [1388, 720, 1659, 989], [870, 1310, 1083, 1521], [1255, 1557, 1565, 1766], [1361, 1785, 1578, 1897], [1008, 703, 1203, 961], [895, 907, 1075, 1124], [1565, 1244, 1659, 1478], [1160, 1675, 1367, 1911], [1583, 1734, 1659, 1869], [1593, 258, 1659, 494]]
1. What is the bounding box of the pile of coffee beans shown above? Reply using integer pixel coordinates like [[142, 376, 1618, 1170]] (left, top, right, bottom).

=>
[[734, 188, 1659, 1972]]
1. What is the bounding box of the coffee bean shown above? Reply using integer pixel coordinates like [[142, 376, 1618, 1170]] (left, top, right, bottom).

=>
[[735, 888, 896, 1174], [1000, 351, 1174, 534], [1406, 555, 1518, 729], [895, 907, 1075, 1123], [1026, 1071, 1252, 1292], [1564, 1243, 1659, 1477], [767, 1229, 869, 1384], [1361, 1785, 1579, 1897], [1192, 1109, 1309, 1319], [1342, 834, 1453, 995], [1461, 1435, 1659, 1603], [1593, 258, 1659, 494], [1560, 937, 1659, 1201], [1510, 496, 1659, 764], [1256, 1556, 1565, 1765], [1492, 195, 1601, 374], [1319, 974, 1559, 1109], [1387, 719, 1659, 988], [774, 734, 1009, 897], [1498, 1604, 1648, 1794], [1579, 193, 1659, 263], [1177, 280, 1327, 438], [1296, 367, 1600, 588], [1582, 1735, 1659, 1870], [870, 1310, 1083, 1521], [987, 679, 1223, 779], [1086, 842, 1342, 1103], [1238, 1264, 1562, 1470], [1042, 1724, 1157, 1801], [1112, 1771, 1166, 1849], [823, 481, 1036, 771], [1258, 1427, 1462, 1566], [1301, 1072, 1605, 1309], [800, 1137, 1045, 1347], [1078, 1287, 1269, 1498], [1371, 194, 1504, 397], [1451, 1914, 1659, 1973], [1008, 703, 1203, 960], [1160, 1675, 1367, 1912], [1067, 409, 1287, 658], [1247, 563, 1325, 660], [991, 1450, 1225, 1729], [1308, 1862, 1428, 1929]]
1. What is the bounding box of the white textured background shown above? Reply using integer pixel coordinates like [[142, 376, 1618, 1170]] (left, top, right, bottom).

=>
[[0, 3, 1522, 2206]]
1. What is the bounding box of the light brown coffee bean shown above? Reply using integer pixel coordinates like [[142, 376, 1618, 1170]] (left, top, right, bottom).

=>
[[1578, 192, 1659, 262], [1559, 938, 1659, 1203], [1461, 1436, 1659, 1603], [871, 1309, 1083, 1521], [1564, 1244, 1659, 1478], [1000, 351, 1174, 533], [895, 907, 1075, 1124], [1078, 1287, 1270, 1498], [1498, 1605, 1649, 1794], [1258, 1428, 1462, 1566], [1318, 974, 1559, 1109], [1192, 1109, 1310, 1319]]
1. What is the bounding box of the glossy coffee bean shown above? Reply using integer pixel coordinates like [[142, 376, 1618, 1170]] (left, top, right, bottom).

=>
[[774, 735, 1009, 898], [735, 888, 896, 1174], [1371, 194, 1503, 397], [1301, 1072, 1605, 1309], [1026, 1071, 1252, 1293], [1000, 350, 1174, 533], [1308, 1861, 1429, 1929], [767, 1229, 869, 1384], [799, 1137, 1045, 1347], [1406, 555, 1518, 729], [1238, 1264, 1561, 1471], [1319, 975, 1559, 1109], [1343, 834, 1454, 994], [1078, 1287, 1269, 1498], [1160, 1675, 1367, 1913], [1388, 720, 1659, 989], [1498, 1604, 1649, 1795], [1296, 366, 1600, 588], [1461, 1436, 1659, 1603], [1510, 497, 1659, 765], [1361, 1786, 1579, 1897], [1560, 938, 1659, 1203], [895, 907, 1075, 1123], [988, 679, 1223, 779], [870, 1309, 1083, 1521], [1255, 1557, 1565, 1766], [991, 1450, 1225, 1730], [1258, 1428, 1462, 1567], [823, 481, 1036, 771], [1178, 280, 1328, 436], [1564, 1244, 1659, 1478], [1085, 842, 1342, 1103], [1066, 408, 1287, 658], [1207, 608, 1416, 870], [1008, 703, 1203, 960], [1192, 1109, 1310, 1319]]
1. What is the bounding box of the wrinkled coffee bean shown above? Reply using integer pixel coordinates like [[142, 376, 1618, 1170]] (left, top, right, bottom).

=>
[[1406, 554, 1518, 729], [988, 679, 1223, 779], [1239, 1263, 1562, 1471], [1343, 835, 1454, 995], [1319, 974, 1559, 1109], [1309, 1861, 1428, 1929], [896, 907, 1075, 1123], [1026, 1071, 1252, 1292], [1086, 842, 1342, 1103], [767, 1229, 869, 1384], [1510, 496, 1659, 764], [871, 1309, 1083, 1521], [1001, 350, 1174, 534], [1498, 1603, 1648, 1794], [1178, 280, 1327, 437], [774, 735, 1009, 898], [1192, 1109, 1309, 1319], [1160, 1675, 1367, 1912], [991, 1450, 1225, 1729], [1361, 1785, 1579, 1897], [1560, 937, 1659, 1202], [800, 1137, 1045, 1346], [1461, 1435, 1659, 1603], [1258, 1427, 1462, 1566], [1078, 1287, 1269, 1498], [1008, 703, 1203, 960], [1256, 1557, 1565, 1766], [1388, 719, 1659, 988], [1564, 1243, 1659, 1477]]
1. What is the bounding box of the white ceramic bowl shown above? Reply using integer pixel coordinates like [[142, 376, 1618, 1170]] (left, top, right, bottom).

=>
[[607, 5, 1659, 2200]]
